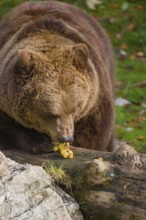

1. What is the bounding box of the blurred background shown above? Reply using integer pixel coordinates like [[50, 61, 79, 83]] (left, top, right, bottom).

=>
[[0, 0, 146, 152]]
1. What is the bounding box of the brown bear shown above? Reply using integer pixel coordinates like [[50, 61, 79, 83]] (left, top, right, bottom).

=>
[[0, 1, 115, 153]]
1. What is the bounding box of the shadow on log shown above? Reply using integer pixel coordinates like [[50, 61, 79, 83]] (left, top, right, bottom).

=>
[[2, 143, 146, 220]]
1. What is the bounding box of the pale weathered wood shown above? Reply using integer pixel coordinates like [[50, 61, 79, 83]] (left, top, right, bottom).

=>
[[0, 151, 83, 220], [2, 143, 146, 220]]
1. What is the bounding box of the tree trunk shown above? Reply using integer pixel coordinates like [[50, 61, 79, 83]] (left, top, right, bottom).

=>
[[2, 143, 146, 220]]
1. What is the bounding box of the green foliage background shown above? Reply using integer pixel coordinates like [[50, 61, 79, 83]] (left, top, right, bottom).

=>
[[0, 0, 146, 152]]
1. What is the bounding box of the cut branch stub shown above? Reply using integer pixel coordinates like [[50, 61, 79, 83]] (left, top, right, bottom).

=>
[[112, 144, 144, 169], [85, 158, 115, 186]]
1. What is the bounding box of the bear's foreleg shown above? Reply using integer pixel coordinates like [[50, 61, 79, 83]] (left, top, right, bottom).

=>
[[74, 99, 115, 151]]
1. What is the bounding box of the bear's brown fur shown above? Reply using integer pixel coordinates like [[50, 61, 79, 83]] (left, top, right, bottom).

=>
[[0, 1, 115, 153]]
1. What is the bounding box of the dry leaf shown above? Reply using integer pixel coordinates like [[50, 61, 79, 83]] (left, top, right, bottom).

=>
[[115, 124, 121, 129], [136, 136, 145, 140], [113, 4, 120, 9], [129, 55, 136, 61], [137, 116, 146, 121], [127, 23, 136, 32], [135, 5, 144, 10], [115, 80, 123, 88], [136, 51, 144, 58], [119, 43, 128, 50]]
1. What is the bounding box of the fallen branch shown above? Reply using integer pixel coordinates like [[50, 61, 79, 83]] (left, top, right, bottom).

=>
[[2, 143, 146, 220], [128, 81, 146, 88]]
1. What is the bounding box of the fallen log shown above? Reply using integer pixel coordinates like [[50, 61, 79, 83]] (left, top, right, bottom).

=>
[[2, 143, 146, 220]]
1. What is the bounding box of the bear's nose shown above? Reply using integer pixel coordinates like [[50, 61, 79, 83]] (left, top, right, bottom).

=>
[[59, 136, 74, 144]]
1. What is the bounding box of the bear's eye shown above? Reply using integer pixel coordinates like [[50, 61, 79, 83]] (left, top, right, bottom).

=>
[[16, 61, 34, 76], [48, 113, 58, 118], [42, 113, 59, 120], [16, 68, 34, 82], [42, 50, 46, 54]]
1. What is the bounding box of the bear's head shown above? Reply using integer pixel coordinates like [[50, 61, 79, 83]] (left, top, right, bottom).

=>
[[2, 42, 98, 144]]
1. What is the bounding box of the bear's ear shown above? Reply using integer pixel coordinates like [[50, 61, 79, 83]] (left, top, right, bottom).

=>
[[73, 43, 89, 69], [17, 49, 34, 72]]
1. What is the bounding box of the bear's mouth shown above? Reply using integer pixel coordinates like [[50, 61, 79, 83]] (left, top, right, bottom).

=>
[[51, 136, 74, 147]]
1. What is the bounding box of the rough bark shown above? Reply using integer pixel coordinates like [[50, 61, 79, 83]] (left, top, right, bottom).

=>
[[2, 142, 146, 220]]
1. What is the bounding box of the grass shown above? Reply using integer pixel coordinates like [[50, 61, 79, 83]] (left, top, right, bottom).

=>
[[43, 161, 72, 190], [0, 0, 146, 152], [96, 1, 146, 152]]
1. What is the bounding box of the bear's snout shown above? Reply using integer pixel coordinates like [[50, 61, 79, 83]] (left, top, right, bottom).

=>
[[59, 136, 74, 144], [56, 114, 74, 143]]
